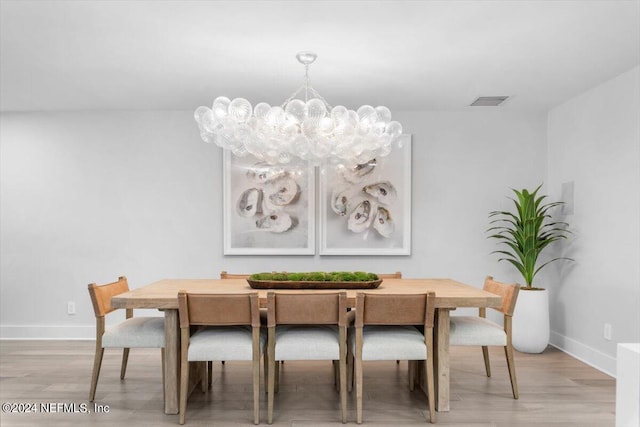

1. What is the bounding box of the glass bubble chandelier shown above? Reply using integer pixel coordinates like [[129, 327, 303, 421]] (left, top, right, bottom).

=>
[[194, 52, 403, 167]]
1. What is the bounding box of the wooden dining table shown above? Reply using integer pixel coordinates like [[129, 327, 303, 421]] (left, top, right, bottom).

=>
[[111, 277, 501, 415]]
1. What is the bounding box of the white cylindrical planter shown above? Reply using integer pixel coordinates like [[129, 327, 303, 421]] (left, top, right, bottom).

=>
[[512, 288, 550, 353]]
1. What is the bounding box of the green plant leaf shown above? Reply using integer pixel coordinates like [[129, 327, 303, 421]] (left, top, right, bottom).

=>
[[487, 184, 573, 287]]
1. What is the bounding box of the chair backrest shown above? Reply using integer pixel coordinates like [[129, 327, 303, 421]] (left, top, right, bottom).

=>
[[355, 292, 436, 329], [177, 292, 261, 328], [88, 276, 129, 318], [266, 291, 348, 327], [378, 272, 402, 279], [483, 276, 520, 316], [220, 271, 250, 279]]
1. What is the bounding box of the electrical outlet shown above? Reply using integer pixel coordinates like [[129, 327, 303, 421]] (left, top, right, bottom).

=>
[[67, 301, 76, 315], [603, 323, 612, 341]]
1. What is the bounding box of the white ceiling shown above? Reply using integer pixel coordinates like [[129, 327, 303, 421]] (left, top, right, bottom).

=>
[[1, 0, 638, 112]]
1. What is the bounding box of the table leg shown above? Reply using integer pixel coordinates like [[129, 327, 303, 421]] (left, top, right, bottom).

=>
[[434, 308, 450, 412], [162, 309, 180, 414]]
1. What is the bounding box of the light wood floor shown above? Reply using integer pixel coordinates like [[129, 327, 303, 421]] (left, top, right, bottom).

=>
[[0, 341, 614, 426]]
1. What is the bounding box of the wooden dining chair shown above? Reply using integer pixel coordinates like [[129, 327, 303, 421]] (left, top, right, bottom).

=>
[[377, 272, 402, 279], [87, 276, 165, 402], [266, 291, 348, 424], [371, 273, 404, 364], [347, 272, 404, 364], [347, 272, 402, 323], [351, 292, 436, 424], [177, 291, 264, 425], [449, 276, 520, 399], [220, 271, 250, 279], [219, 272, 264, 323], [213, 271, 265, 387]]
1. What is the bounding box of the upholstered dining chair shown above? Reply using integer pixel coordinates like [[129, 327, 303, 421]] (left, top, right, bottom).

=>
[[87, 276, 165, 402], [266, 291, 348, 424], [377, 272, 403, 279], [449, 276, 520, 399], [214, 271, 267, 388], [351, 292, 436, 424], [177, 291, 264, 425], [219, 271, 250, 280], [213, 272, 252, 368], [219, 270, 267, 325], [218, 270, 273, 384], [347, 272, 402, 324], [346, 272, 404, 365]]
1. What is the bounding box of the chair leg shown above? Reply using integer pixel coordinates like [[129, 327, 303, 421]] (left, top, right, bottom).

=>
[[408, 360, 415, 391], [355, 354, 363, 424], [504, 345, 519, 399], [482, 346, 491, 377], [425, 359, 436, 423], [340, 353, 347, 423], [179, 356, 190, 425], [267, 358, 276, 424], [253, 355, 260, 424], [120, 348, 130, 380], [274, 359, 280, 393], [267, 328, 277, 424], [200, 361, 207, 393], [89, 347, 104, 401], [263, 353, 268, 395], [208, 361, 213, 389], [333, 360, 339, 392]]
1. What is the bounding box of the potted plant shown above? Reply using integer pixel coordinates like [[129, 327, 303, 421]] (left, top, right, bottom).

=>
[[488, 184, 573, 353]]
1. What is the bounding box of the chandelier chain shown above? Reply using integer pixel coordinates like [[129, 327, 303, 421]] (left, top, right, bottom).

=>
[[308, 87, 333, 110], [304, 63, 310, 102], [279, 60, 332, 110]]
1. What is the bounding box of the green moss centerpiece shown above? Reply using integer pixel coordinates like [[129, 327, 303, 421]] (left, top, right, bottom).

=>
[[247, 272, 382, 289]]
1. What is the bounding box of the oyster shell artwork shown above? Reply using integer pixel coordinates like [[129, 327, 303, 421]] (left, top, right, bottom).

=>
[[246, 162, 286, 184], [347, 200, 374, 233], [373, 206, 394, 237], [236, 188, 263, 217], [255, 212, 293, 233], [363, 181, 397, 204], [264, 177, 300, 209], [330, 189, 350, 216], [342, 159, 377, 183]]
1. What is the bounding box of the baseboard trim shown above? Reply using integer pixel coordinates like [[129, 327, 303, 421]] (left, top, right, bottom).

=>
[[0, 325, 94, 340], [549, 330, 616, 378]]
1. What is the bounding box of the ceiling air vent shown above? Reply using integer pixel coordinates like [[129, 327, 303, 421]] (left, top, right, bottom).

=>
[[470, 96, 509, 107]]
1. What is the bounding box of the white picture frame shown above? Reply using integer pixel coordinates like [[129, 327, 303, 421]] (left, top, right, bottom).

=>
[[319, 135, 412, 255], [223, 151, 315, 255]]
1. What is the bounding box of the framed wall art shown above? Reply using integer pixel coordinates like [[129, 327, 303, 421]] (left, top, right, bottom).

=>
[[223, 151, 315, 255], [319, 135, 412, 255]]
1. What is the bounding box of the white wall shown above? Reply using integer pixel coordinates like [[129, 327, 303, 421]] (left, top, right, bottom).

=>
[[546, 66, 640, 376], [0, 110, 547, 338]]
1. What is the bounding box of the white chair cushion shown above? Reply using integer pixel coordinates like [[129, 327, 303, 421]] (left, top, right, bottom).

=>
[[188, 326, 265, 362], [349, 325, 427, 361], [449, 316, 507, 346], [102, 317, 165, 348], [274, 325, 340, 361]]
